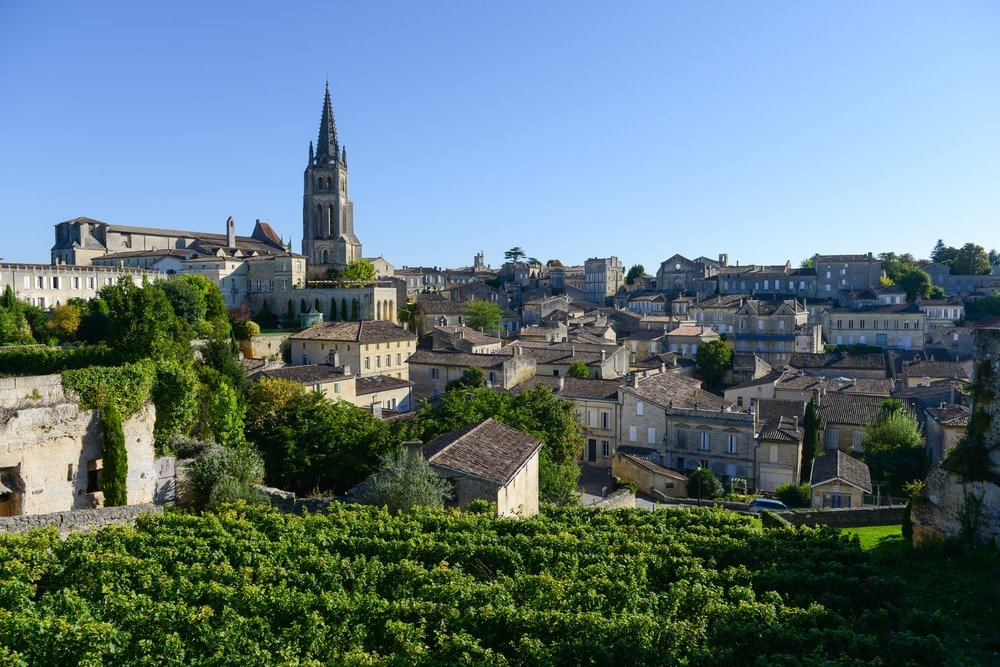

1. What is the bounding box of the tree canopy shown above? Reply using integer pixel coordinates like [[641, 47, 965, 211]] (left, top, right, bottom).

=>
[[695, 339, 733, 390], [625, 264, 645, 285], [860, 399, 926, 496], [464, 300, 503, 336], [360, 448, 453, 513], [931, 240, 992, 275], [503, 247, 526, 263], [340, 258, 377, 283]]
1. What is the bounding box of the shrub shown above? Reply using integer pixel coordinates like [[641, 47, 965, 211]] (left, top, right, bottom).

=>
[[613, 479, 638, 495], [774, 482, 811, 508], [687, 468, 723, 500], [178, 437, 267, 511], [760, 510, 793, 530]]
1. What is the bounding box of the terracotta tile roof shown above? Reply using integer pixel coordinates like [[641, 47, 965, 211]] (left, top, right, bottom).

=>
[[817, 393, 894, 427], [432, 326, 501, 346], [559, 377, 622, 400], [926, 404, 970, 427], [727, 369, 788, 390], [259, 364, 350, 384], [626, 371, 726, 410], [423, 418, 542, 486], [790, 353, 886, 372], [419, 301, 469, 314], [759, 416, 804, 443], [407, 349, 511, 369], [756, 398, 806, 425], [290, 321, 415, 343], [668, 325, 717, 338], [619, 453, 688, 481], [810, 451, 872, 493], [355, 375, 413, 395]]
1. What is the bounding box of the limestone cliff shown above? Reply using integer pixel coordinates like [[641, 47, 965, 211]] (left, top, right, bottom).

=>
[[912, 327, 1000, 546]]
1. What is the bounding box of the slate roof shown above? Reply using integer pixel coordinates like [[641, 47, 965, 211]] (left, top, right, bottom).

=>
[[290, 320, 415, 343], [355, 375, 413, 395], [423, 418, 543, 486], [810, 451, 873, 493]]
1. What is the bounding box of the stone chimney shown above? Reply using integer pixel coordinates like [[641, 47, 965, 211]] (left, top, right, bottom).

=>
[[226, 216, 236, 248], [571, 345, 576, 357], [601, 349, 606, 363], [558, 377, 565, 391]]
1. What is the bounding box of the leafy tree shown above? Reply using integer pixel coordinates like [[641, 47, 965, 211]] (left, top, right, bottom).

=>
[[687, 467, 723, 500], [774, 482, 810, 508], [800, 257, 814, 269], [256, 300, 277, 328], [446, 366, 487, 391], [966, 290, 1000, 321], [990, 249, 1000, 266], [800, 399, 822, 483], [625, 264, 645, 285], [245, 376, 305, 438], [161, 277, 207, 333], [48, 303, 82, 341], [253, 392, 392, 494], [860, 399, 926, 496], [567, 361, 590, 379], [100, 277, 188, 361], [397, 301, 418, 325], [464, 300, 502, 336], [953, 243, 991, 275], [504, 247, 526, 263], [893, 264, 940, 301], [695, 339, 733, 389], [360, 448, 453, 513], [340, 259, 377, 283], [174, 437, 267, 511]]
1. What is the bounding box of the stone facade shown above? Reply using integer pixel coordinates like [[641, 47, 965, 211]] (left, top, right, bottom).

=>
[[583, 257, 624, 305], [290, 321, 415, 380], [812, 253, 881, 296], [1, 262, 161, 309], [823, 305, 926, 350], [612, 453, 687, 498], [251, 285, 398, 325], [1, 378, 156, 517], [302, 83, 362, 271]]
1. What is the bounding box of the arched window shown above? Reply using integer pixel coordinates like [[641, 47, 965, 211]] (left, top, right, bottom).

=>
[[327, 177, 333, 189], [317, 176, 323, 188], [316, 203, 323, 236], [376, 301, 382, 320], [328, 204, 336, 237], [322, 249, 329, 264]]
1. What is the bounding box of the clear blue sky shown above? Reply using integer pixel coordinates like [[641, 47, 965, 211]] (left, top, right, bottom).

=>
[[2, 1, 999, 272]]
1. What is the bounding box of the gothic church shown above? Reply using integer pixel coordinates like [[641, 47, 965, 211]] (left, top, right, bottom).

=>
[[302, 83, 363, 271]]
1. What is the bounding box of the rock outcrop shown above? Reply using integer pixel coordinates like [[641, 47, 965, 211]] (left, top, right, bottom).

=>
[[912, 326, 1000, 546]]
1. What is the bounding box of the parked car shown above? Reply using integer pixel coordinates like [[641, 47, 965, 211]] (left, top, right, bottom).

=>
[[749, 498, 789, 513]]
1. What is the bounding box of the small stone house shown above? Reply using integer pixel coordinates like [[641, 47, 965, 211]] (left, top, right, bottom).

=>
[[613, 449, 688, 499], [289, 320, 416, 380], [809, 450, 872, 508], [423, 418, 542, 517], [924, 404, 970, 466]]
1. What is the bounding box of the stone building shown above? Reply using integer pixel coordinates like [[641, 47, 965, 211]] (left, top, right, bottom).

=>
[[823, 303, 926, 350], [289, 321, 415, 379], [423, 419, 541, 517], [302, 83, 362, 271], [733, 298, 818, 367], [812, 253, 881, 296], [0, 374, 156, 516], [406, 348, 537, 401], [0, 262, 162, 309], [924, 404, 970, 467], [809, 450, 872, 508], [583, 256, 624, 305]]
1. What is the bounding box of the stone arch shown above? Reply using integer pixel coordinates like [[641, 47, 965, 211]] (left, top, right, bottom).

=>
[[326, 177, 333, 189], [321, 249, 329, 264], [316, 203, 323, 237], [376, 300, 382, 320], [389, 299, 395, 322]]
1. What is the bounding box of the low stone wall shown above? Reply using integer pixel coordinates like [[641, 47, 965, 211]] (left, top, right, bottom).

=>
[[592, 488, 635, 509], [0, 503, 162, 534], [0, 373, 67, 407], [777, 505, 906, 528], [257, 485, 339, 514], [652, 496, 752, 513]]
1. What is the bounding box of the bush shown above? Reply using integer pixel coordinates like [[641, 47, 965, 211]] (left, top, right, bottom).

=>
[[774, 482, 811, 508], [760, 510, 793, 530], [613, 479, 638, 495], [178, 437, 267, 511], [687, 468, 723, 500]]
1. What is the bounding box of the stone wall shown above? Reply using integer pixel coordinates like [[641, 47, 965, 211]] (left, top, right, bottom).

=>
[[0, 503, 162, 534], [777, 505, 906, 528], [592, 488, 635, 509], [0, 373, 67, 407]]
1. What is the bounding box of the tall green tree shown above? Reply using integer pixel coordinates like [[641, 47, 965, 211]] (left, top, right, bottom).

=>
[[860, 399, 926, 496], [504, 247, 526, 263], [800, 399, 822, 483], [340, 259, 377, 283], [695, 339, 733, 390], [625, 264, 645, 285], [464, 300, 503, 336], [567, 361, 590, 379], [100, 276, 188, 361]]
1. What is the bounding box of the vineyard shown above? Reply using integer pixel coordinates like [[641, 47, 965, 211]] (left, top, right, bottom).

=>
[[0, 504, 970, 665]]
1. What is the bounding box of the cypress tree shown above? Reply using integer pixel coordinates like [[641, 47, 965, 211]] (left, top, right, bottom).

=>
[[351, 299, 360, 321], [100, 403, 128, 506], [800, 398, 822, 483], [340, 298, 348, 321]]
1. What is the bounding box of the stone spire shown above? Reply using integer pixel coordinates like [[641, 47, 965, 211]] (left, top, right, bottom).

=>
[[316, 81, 339, 164], [341, 145, 347, 167]]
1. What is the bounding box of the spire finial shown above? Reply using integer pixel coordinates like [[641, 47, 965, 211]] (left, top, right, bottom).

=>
[[316, 82, 339, 163], [341, 145, 347, 166]]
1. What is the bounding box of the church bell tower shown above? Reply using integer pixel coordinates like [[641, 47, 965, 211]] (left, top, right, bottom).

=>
[[302, 82, 362, 272]]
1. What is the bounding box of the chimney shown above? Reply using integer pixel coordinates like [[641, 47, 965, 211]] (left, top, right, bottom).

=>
[[660, 362, 666, 373], [343, 364, 352, 376], [601, 349, 607, 363], [226, 216, 236, 248], [558, 377, 565, 391], [631, 373, 639, 388], [922, 376, 930, 387], [793, 415, 799, 430], [571, 345, 576, 357]]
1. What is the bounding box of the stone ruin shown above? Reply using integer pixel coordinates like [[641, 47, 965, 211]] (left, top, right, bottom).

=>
[[912, 326, 1000, 546]]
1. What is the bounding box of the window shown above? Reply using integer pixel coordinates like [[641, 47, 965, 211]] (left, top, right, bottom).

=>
[[852, 431, 864, 452], [52, 277, 60, 289], [676, 429, 688, 449], [602, 412, 609, 429], [699, 431, 710, 451], [647, 428, 656, 444], [700, 459, 709, 468], [601, 441, 610, 457], [86, 459, 102, 493], [334, 382, 341, 393], [23, 276, 30, 289], [588, 410, 597, 428], [636, 401, 643, 416], [385, 354, 391, 367], [726, 434, 737, 454], [364, 357, 371, 370], [72, 277, 80, 289], [375, 356, 381, 369], [676, 456, 686, 469], [824, 428, 839, 449], [629, 425, 637, 442], [396, 354, 401, 366], [429, 368, 439, 379], [836, 320, 843, 329], [88, 277, 95, 289]]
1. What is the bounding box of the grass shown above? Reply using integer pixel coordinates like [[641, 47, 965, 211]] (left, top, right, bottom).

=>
[[841, 523, 904, 550]]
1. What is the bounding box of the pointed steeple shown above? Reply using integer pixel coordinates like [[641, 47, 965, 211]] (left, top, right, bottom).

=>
[[341, 146, 347, 167], [309, 141, 314, 163], [316, 81, 339, 164]]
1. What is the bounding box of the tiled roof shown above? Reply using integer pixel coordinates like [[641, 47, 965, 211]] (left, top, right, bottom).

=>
[[259, 364, 349, 384], [810, 450, 873, 493], [759, 416, 804, 443], [815, 254, 874, 263], [904, 360, 970, 380], [432, 326, 501, 346], [290, 320, 415, 343], [790, 353, 886, 372], [355, 375, 413, 395], [560, 377, 622, 400], [728, 369, 788, 390], [775, 373, 894, 396], [423, 418, 542, 486], [756, 398, 806, 425], [626, 371, 726, 410], [407, 349, 511, 369], [926, 404, 970, 427], [419, 301, 469, 314], [669, 325, 716, 338], [692, 294, 748, 308], [619, 453, 688, 481], [817, 393, 893, 427]]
